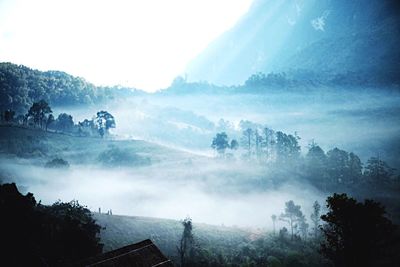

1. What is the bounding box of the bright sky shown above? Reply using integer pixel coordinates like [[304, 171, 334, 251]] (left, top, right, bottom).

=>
[[0, 0, 252, 91]]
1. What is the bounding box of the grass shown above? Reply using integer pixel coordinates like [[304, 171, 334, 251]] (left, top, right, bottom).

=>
[[93, 213, 252, 262], [0, 125, 193, 166]]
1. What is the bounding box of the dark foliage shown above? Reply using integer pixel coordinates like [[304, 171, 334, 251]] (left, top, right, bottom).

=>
[[45, 158, 70, 169], [0, 183, 103, 266], [320, 193, 398, 267]]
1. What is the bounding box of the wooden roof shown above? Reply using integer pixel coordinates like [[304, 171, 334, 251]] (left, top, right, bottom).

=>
[[78, 239, 173, 267]]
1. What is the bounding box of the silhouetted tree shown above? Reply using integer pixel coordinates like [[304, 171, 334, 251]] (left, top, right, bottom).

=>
[[55, 113, 74, 132], [230, 139, 239, 150], [211, 132, 230, 156], [320, 193, 396, 267], [241, 128, 254, 158], [298, 215, 309, 241], [4, 109, 15, 122], [0, 183, 103, 266], [280, 200, 304, 240], [310, 200, 321, 240], [275, 131, 300, 164], [27, 100, 52, 129], [271, 214, 277, 236], [262, 127, 275, 162], [177, 217, 194, 267], [305, 142, 327, 189], [348, 152, 362, 185], [364, 156, 395, 185], [45, 114, 54, 131], [96, 110, 116, 138]]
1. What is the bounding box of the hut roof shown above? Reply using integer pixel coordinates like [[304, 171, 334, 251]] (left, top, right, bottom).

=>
[[79, 239, 173, 267]]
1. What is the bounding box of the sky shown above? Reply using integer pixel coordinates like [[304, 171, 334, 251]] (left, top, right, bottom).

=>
[[0, 0, 252, 92]]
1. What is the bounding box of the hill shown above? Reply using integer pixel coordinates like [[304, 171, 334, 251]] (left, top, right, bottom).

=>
[[94, 213, 252, 263], [186, 0, 400, 86], [0, 125, 192, 167], [0, 62, 144, 113]]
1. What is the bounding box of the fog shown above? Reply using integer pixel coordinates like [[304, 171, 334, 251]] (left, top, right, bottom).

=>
[[2, 86, 399, 229], [57, 86, 400, 166], [1, 154, 326, 228]]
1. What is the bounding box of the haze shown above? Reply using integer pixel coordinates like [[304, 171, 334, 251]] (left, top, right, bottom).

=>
[[0, 0, 252, 91]]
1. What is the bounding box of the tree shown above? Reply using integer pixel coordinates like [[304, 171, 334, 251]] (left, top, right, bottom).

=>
[[310, 201, 321, 240], [27, 100, 52, 129], [254, 129, 263, 161], [177, 217, 194, 267], [275, 131, 300, 164], [241, 128, 254, 158], [320, 193, 396, 267], [56, 113, 74, 132], [230, 139, 239, 150], [298, 215, 309, 241], [271, 214, 277, 236], [280, 200, 304, 240], [305, 142, 327, 189], [262, 127, 275, 162], [0, 183, 103, 266], [211, 132, 230, 156], [348, 152, 362, 183], [326, 148, 350, 187], [364, 156, 395, 185], [45, 114, 54, 131], [95, 110, 116, 138], [4, 109, 15, 122]]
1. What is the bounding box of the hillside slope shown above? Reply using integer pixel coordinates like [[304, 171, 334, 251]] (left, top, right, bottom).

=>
[[186, 0, 400, 86], [94, 213, 252, 263], [0, 125, 193, 166]]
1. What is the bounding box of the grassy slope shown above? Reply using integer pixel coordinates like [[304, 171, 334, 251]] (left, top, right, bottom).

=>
[[0, 125, 193, 165], [94, 213, 252, 261]]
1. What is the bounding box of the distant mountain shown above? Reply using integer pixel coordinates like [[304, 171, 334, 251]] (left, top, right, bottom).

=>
[[185, 0, 400, 86]]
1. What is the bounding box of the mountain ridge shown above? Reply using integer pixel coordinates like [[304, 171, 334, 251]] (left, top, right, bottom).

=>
[[185, 0, 400, 86]]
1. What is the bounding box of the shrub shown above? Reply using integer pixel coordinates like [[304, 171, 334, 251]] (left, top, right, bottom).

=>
[[45, 158, 70, 168]]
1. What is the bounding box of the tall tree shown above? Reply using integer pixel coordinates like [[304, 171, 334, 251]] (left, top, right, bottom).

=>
[[56, 113, 74, 132], [211, 132, 230, 156], [348, 152, 363, 185], [254, 129, 263, 161], [320, 193, 396, 267], [279, 200, 304, 240], [177, 217, 194, 267], [27, 100, 52, 129], [310, 200, 321, 240], [326, 148, 349, 187], [45, 114, 54, 131], [271, 214, 277, 236], [306, 142, 328, 189], [241, 128, 254, 158], [364, 156, 395, 185], [262, 127, 275, 162], [95, 110, 116, 138], [275, 131, 301, 164]]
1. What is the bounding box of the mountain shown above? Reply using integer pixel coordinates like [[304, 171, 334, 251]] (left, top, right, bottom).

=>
[[185, 0, 400, 86]]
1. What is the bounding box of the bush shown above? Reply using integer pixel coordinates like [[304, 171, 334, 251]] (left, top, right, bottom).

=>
[[97, 146, 151, 167], [45, 158, 70, 168]]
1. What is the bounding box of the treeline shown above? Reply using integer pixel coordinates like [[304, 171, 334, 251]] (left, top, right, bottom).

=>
[[0, 99, 116, 138], [164, 68, 400, 95], [176, 194, 399, 267], [211, 124, 398, 193], [0, 62, 143, 113]]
